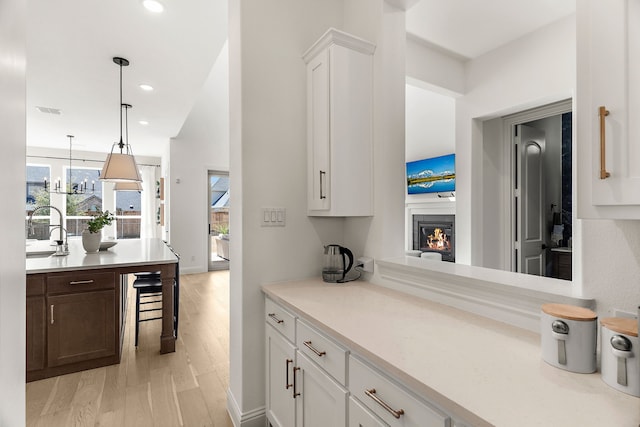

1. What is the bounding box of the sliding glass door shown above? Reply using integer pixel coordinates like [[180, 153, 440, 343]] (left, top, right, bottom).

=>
[[208, 171, 229, 271]]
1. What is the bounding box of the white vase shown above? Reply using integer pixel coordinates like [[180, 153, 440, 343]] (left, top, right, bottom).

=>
[[82, 229, 102, 253]]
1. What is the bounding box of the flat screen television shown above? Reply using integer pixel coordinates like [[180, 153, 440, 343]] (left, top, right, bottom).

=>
[[406, 153, 455, 195]]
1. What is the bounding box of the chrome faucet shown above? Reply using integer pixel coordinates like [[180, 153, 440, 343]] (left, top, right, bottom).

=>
[[49, 226, 69, 253], [28, 205, 68, 256]]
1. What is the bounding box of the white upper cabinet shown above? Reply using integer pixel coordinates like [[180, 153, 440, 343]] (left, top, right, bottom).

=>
[[303, 28, 375, 217], [577, 0, 640, 218]]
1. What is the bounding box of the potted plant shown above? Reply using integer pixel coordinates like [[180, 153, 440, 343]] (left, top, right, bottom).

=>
[[82, 210, 114, 253]]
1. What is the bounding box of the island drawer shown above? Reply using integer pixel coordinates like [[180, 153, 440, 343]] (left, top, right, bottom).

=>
[[296, 319, 347, 385], [349, 355, 450, 427], [265, 297, 296, 343], [47, 271, 116, 294]]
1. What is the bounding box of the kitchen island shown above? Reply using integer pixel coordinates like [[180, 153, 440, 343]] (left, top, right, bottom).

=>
[[26, 238, 178, 382], [263, 278, 639, 427]]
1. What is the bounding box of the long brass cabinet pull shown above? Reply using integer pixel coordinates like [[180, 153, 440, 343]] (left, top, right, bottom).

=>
[[364, 388, 405, 419], [599, 106, 611, 179], [319, 170, 326, 199], [69, 279, 94, 285], [285, 359, 293, 390], [50, 305, 54, 325], [292, 367, 301, 398], [268, 313, 284, 324], [303, 340, 326, 357]]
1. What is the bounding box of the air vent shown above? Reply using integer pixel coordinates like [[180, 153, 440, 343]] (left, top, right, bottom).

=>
[[35, 106, 61, 115]]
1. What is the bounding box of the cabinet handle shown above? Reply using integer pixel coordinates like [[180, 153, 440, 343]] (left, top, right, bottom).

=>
[[292, 366, 300, 398], [50, 304, 54, 325], [319, 170, 326, 199], [364, 388, 405, 419], [285, 359, 293, 390], [599, 106, 611, 179], [268, 313, 284, 324], [303, 340, 326, 357], [69, 279, 94, 285]]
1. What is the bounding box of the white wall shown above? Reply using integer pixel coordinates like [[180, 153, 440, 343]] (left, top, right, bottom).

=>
[[169, 39, 229, 274], [0, 0, 26, 423], [228, 0, 406, 424], [406, 35, 465, 96], [405, 84, 455, 162]]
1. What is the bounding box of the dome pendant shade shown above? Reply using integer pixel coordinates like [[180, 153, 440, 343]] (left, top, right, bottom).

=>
[[101, 151, 142, 182]]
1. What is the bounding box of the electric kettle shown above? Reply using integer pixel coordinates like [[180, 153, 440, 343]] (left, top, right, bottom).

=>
[[322, 244, 354, 283]]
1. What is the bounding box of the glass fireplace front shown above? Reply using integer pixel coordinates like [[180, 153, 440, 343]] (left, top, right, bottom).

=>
[[412, 214, 455, 262]]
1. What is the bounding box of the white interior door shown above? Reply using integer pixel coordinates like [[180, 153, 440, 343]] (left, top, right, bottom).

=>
[[516, 125, 546, 275]]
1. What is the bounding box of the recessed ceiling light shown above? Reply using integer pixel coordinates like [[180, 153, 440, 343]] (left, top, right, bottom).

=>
[[139, 84, 154, 91], [139, 120, 149, 126], [142, 0, 164, 13]]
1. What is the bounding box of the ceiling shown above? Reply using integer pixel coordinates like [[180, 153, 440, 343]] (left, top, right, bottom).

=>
[[26, 0, 574, 157], [406, 0, 575, 59], [26, 0, 227, 157]]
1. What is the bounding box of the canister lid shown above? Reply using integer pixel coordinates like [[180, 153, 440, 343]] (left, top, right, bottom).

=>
[[541, 303, 597, 321], [600, 317, 638, 337]]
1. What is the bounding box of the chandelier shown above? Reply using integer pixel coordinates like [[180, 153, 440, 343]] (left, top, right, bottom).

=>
[[45, 134, 94, 194]]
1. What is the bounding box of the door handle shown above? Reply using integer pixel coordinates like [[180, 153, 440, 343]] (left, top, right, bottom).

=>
[[285, 359, 293, 390], [292, 366, 300, 398], [50, 304, 54, 325], [599, 106, 611, 179], [319, 170, 326, 200]]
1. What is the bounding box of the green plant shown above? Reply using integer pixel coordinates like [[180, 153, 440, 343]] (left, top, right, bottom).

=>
[[86, 210, 115, 233], [213, 223, 229, 235]]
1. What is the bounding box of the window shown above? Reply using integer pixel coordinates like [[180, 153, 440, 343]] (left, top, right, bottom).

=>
[[115, 189, 141, 239], [65, 167, 102, 236], [26, 165, 51, 240]]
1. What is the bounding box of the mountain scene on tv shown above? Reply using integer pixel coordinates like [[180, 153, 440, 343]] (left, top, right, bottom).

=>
[[406, 153, 455, 195]]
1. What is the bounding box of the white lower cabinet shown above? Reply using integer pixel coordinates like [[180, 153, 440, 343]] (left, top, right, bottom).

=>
[[349, 396, 388, 427], [266, 324, 296, 427], [349, 356, 451, 427], [295, 351, 348, 426], [265, 297, 454, 427]]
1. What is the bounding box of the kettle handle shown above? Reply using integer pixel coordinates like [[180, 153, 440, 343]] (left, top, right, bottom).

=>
[[340, 246, 354, 279]]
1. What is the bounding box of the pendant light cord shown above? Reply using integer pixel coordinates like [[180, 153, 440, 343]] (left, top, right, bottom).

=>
[[119, 62, 124, 152], [68, 135, 73, 190]]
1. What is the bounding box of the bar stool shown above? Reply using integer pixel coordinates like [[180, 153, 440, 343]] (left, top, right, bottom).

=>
[[132, 253, 180, 347]]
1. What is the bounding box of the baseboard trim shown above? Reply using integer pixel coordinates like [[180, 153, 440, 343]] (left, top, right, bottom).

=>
[[226, 388, 266, 427]]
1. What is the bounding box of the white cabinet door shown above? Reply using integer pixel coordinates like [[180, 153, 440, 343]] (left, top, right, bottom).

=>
[[295, 351, 348, 427], [304, 28, 375, 217], [266, 325, 296, 427], [578, 0, 640, 218], [307, 48, 331, 212]]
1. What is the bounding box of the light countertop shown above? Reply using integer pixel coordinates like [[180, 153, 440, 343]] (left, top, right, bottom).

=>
[[26, 238, 177, 274], [263, 278, 639, 427]]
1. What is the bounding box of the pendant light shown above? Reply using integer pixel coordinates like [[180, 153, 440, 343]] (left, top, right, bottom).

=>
[[100, 57, 143, 183], [45, 135, 95, 194], [114, 104, 143, 192]]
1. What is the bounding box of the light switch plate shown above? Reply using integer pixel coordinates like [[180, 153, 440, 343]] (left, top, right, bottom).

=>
[[261, 207, 286, 227]]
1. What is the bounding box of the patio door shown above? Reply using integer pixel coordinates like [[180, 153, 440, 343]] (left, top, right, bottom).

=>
[[208, 171, 229, 271]]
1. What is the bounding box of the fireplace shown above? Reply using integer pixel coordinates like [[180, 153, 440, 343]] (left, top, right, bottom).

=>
[[412, 214, 455, 262]]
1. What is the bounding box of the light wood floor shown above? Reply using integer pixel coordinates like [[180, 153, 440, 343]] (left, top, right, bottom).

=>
[[26, 271, 233, 427]]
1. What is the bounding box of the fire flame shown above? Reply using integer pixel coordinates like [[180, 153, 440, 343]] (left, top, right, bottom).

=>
[[426, 228, 450, 251]]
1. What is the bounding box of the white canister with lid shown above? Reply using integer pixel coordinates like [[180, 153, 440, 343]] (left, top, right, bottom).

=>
[[540, 303, 597, 373], [601, 317, 639, 397]]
